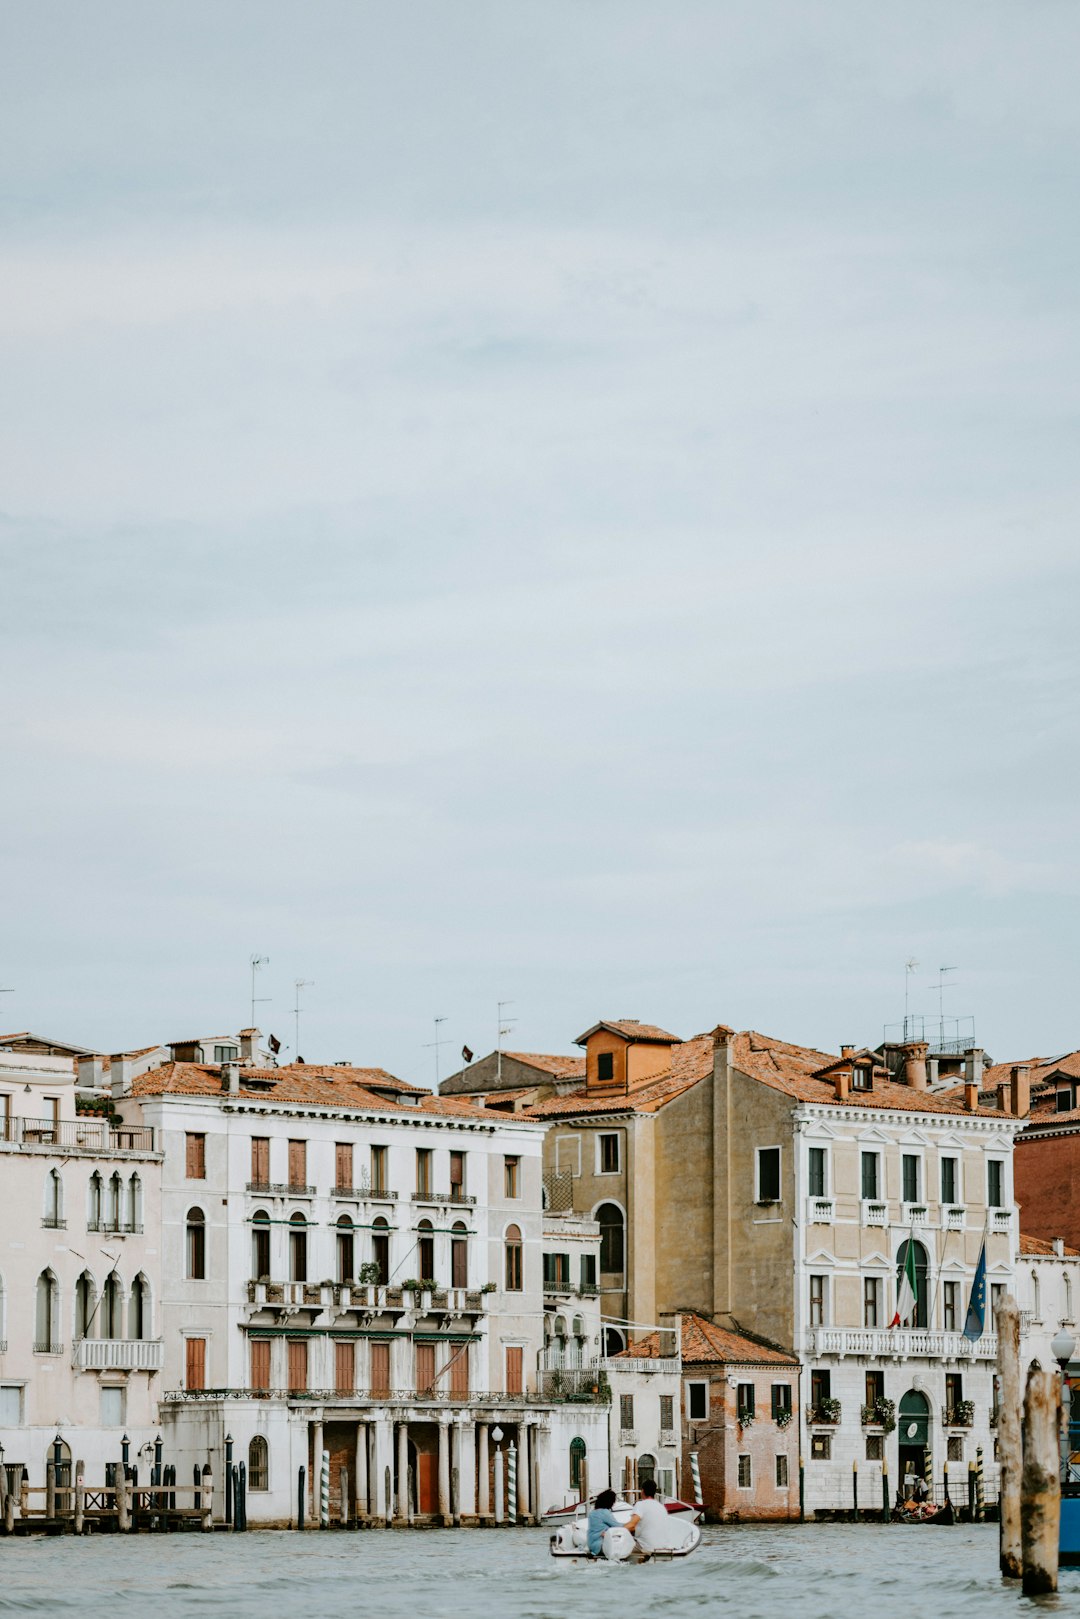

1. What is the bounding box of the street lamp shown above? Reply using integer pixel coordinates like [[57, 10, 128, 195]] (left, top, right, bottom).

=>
[[1052, 1326, 1076, 1481], [491, 1427, 505, 1525]]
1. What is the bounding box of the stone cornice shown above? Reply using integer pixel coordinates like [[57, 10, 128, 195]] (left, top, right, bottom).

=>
[[791, 1102, 1024, 1135]]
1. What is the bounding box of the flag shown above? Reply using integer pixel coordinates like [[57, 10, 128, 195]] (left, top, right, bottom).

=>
[[268, 1034, 281, 1054], [461, 1045, 474, 1064], [891, 1239, 918, 1327], [963, 1236, 988, 1340]]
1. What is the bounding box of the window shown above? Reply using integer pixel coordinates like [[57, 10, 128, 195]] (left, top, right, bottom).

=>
[[43, 1169, 64, 1228], [809, 1274, 827, 1326], [598, 1133, 620, 1174], [597, 1203, 625, 1274], [505, 1345, 523, 1395], [896, 1239, 928, 1328], [808, 1147, 827, 1198], [107, 1172, 122, 1231], [991, 1282, 1005, 1318], [947, 1435, 964, 1461], [902, 1154, 920, 1203], [102, 1274, 122, 1338], [448, 1343, 469, 1397], [88, 1172, 103, 1228], [687, 1381, 708, 1421], [289, 1214, 308, 1282], [660, 1394, 675, 1430], [737, 1383, 755, 1422], [861, 1151, 880, 1201], [865, 1370, 884, 1408], [620, 1394, 635, 1430], [776, 1454, 789, 1487], [943, 1280, 960, 1332], [504, 1224, 523, 1291], [370, 1341, 391, 1398], [288, 1140, 307, 1191], [250, 1137, 270, 1187], [287, 1338, 308, 1393], [372, 1217, 390, 1285], [252, 1212, 271, 1280], [214, 1044, 239, 1063], [543, 1252, 570, 1291], [129, 1275, 148, 1340], [415, 1342, 436, 1393], [248, 1435, 269, 1490], [370, 1145, 388, 1194], [450, 1151, 466, 1200], [75, 1273, 95, 1339], [417, 1219, 435, 1281], [335, 1143, 353, 1192], [863, 1276, 881, 1328], [756, 1147, 781, 1204], [185, 1134, 206, 1180], [596, 1051, 615, 1084], [185, 1337, 206, 1391], [100, 1385, 124, 1426], [940, 1156, 957, 1206], [504, 1156, 520, 1198], [810, 1433, 832, 1461], [580, 1253, 597, 1292], [250, 1339, 271, 1391], [987, 1159, 1004, 1209], [851, 1066, 871, 1091], [186, 1208, 206, 1279], [336, 1216, 355, 1283], [866, 1435, 883, 1460], [335, 1340, 355, 1395], [0, 1384, 23, 1425], [737, 1455, 752, 1489], [771, 1384, 792, 1421], [810, 1368, 831, 1409], [451, 1222, 468, 1288], [415, 1149, 433, 1197], [1057, 1087, 1075, 1114], [945, 1372, 964, 1419], [569, 1437, 587, 1492]]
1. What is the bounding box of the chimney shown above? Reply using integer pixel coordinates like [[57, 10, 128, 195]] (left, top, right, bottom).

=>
[[77, 1055, 105, 1090], [111, 1056, 134, 1099], [841, 1045, 854, 1059], [238, 1028, 261, 1067], [221, 1061, 241, 1094], [902, 1041, 929, 1091], [1053, 1238, 1065, 1258], [834, 1068, 850, 1102], [964, 1081, 979, 1113], [963, 1048, 985, 1085], [1009, 1063, 1030, 1119]]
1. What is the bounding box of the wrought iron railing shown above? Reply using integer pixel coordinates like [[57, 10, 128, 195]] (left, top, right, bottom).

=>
[[245, 1181, 315, 1196], [410, 1191, 477, 1206], [1, 1117, 155, 1152]]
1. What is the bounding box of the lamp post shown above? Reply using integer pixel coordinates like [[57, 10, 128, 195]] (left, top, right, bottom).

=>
[[492, 1426, 504, 1525], [1051, 1326, 1076, 1482]]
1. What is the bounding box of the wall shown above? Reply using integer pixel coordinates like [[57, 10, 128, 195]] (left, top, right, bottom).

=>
[[1015, 1130, 1080, 1251]]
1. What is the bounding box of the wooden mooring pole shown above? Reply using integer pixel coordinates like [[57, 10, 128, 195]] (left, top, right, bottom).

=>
[[1020, 1366, 1060, 1595], [996, 1293, 1022, 1578], [74, 1461, 85, 1535]]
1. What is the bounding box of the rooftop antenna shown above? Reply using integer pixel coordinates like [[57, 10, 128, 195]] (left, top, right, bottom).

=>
[[249, 955, 270, 1029], [930, 965, 957, 1050], [423, 1016, 449, 1087], [497, 1000, 516, 1087], [292, 980, 314, 1063], [903, 958, 919, 1042]]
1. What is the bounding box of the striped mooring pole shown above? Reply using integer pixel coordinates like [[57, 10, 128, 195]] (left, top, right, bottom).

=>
[[506, 1442, 517, 1524], [689, 1451, 702, 1509], [975, 1445, 985, 1521], [923, 1447, 932, 1488], [320, 1451, 331, 1529]]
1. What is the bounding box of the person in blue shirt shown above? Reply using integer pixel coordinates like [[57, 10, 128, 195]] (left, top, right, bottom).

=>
[[587, 1488, 640, 1557]]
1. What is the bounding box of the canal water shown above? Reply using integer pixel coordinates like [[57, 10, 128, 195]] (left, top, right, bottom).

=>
[[0, 1524, 1075, 1618]]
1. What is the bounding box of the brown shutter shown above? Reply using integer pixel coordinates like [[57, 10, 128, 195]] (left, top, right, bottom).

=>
[[450, 1151, 464, 1196], [448, 1345, 469, 1397], [505, 1345, 523, 1395], [250, 1339, 271, 1391], [335, 1143, 352, 1192], [415, 1342, 437, 1393], [288, 1140, 307, 1189], [251, 1137, 269, 1186], [370, 1341, 391, 1398], [334, 1340, 354, 1394], [186, 1337, 206, 1390], [186, 1134, 205, 1179], [287, 1338, 308, 1392], [451, 1239, 467, 1289]]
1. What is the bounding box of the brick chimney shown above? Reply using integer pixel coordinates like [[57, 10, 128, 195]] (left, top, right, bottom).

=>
[[238, 1028, 261, 1067], [964, 1081, 980, 1112], [1009, 1063, 1030, 1119], [841, 1045, 854, 1059], [111, 1055, 133, 1099], [834, 1067, 851, 1102], [901, 1041, 929, 1091]]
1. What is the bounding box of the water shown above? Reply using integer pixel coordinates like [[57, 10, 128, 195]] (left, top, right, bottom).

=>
[[0, 1524, 1074, 1618]]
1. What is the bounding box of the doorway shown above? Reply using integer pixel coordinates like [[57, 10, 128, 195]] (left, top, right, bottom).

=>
[[898, 1389, 930, 1490]]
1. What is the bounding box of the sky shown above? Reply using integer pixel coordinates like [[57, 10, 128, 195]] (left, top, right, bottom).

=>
[[2, 2, 1079, 1084]]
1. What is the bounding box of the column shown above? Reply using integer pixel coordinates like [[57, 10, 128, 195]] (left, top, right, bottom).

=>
[[355, 1421, 368, 1521], [477, 1423, 490, 1519], [311, 1420, 323, 1518], [374, 1417, 393, 1526], [458, 1421, 476, 1524], [516, 1425, 529, 1519], [397, 1422, 409, 1523], [529, 1424, 541, 1524], [438, 1419, 451, 1525]]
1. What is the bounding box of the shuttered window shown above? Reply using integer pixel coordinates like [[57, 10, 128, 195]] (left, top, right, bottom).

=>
[[448, 1346, 469, 1397], [185, 1134, 206, 1180], [288, 1140, 307, 1189], [415, 1342, 437, 1393], [370, 1341, 391, 1398], [185, 1337, 206, 1390], [250, 1137, 269, 1186], [335, 1143, 353, 1192], [250, 1339, 271, 1392], [334, 1340, 354, 1395], [287, 1339, 308, 1393], [505, 1345, 523, 1395]]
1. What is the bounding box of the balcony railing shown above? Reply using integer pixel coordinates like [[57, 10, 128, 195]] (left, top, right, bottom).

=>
[[808, 1198, 834, 1224], [245, 1181, 315, 1197], [411, 1191, 477, 1206], [538, 1366, 610, 1402], [598, 1355, 680, 1374], [34, 1341, 64, 1355], [863, 1202, 888, 1226], [332, 1185, 398, 1201], [162, 1387, 549, 1407], [807, 1326, 998, 1361], [88, 1220, 143, 1235], [74, 1338, 165, 1372], [619, 1429, 638, 1446], [1, 1117, 155, 1153]]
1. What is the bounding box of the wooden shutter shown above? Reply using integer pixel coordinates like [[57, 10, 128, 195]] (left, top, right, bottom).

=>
[[451, 1239, 467, 1289], [287, 1338, 308, 1392], [251, 1137, 269, 1185], [415, 1342, 437, 1392], [370, 1340, 391, 1398], [335, 1143, 352, 1192], [250, 1339, 271, 1391], [334, 1340, 354, 1394], [186, 1134, 205, 1179], [185, 1337, 206, 1391], [505, 1345, 523, 1395], [450, 1151, 464, 1197], [448, 1345, 469, 1397], [288, 1140, 307, 1188]]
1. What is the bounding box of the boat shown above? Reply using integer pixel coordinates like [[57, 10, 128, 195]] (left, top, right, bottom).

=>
[[549, 1498, 703, 1560], [542, 1493, 702, 1527]]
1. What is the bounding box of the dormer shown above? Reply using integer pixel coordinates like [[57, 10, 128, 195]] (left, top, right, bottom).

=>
[[814, 1047, 887, 1101], [574, 1019, 680, 1094]]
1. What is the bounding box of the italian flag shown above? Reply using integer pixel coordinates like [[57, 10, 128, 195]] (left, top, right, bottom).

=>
[[891, 1240, 918, 1328]]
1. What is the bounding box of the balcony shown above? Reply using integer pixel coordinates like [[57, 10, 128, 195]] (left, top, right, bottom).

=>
[[598, 1355, 680, 1375], [990, 1209, 1012, 1234], [944, 1206, 966, 1231], [807, 1198, 834, 1224], [1, 1117, 155, 1154], [902, 1203, 928, 1226], [332, 1184, 398, 1202], [659, 1428, 678, 1448], [619, 1429, 638, 1446], [806, 1326, 998, 1361], [245, 1181, 315, 1198], [74, 1338, 164, 1372], [863, 1202, 888, 1226], [410, 1191, 477, 1207], [88, 1220, 143, 1236]]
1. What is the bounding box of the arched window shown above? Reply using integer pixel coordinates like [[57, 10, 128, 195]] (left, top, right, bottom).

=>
[[252, 1211, 271, 1280], [248, 1435, 269, 1491], [289, 1213, 308, 1283], [572, 1314, 585, 1339], [596, 1203, 625, 1275], [336, 1215, 355, 1284], [1065, 1272, 1074, 1321], [372, 1216, 390, 1285], [569, 1437, 587, 1493], [88, 1172, 103, 1229], [35, 1269, 60, 1352], [186, 1208, 206, 1280], [1031, 1269, 1041, 1321], [44, 1169, 64, 1228], [129, 1275, 149, 1340], [102, 1273, 122, 1338], [128, 1174, 141, 1232], [553, 1314, 567, 1339], [895, 1239, 928, 1329], [504, 1224, 523, 1292], [451, 1221, 468, 1289], [75, 1271, 96, 1340], [417, 1218, 435, 1283], [107, 1173, 123, 1232], [602, 1325, 625, 1356], [637, 1453, 657, 1489]]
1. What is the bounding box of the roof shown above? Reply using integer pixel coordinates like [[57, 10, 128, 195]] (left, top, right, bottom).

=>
[[1020, 1233, 1080, 1258], [129, 1062, 492, 1120], [500, 1051, 586, 1080], [526, 1035, 714, 1118], [0, 1031, 95, 1056], [617, 1311, 798, 1367], [574, 1019, 681, 1048], [984, 1052, 1080, 1090]]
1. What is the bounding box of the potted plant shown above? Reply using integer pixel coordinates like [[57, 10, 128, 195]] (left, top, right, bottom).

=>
[[946, 1398, 975, 1427], [814, 1396, 842, 1424], [738, 1408, 756, 1429], [775, 1407, 793, 1430]]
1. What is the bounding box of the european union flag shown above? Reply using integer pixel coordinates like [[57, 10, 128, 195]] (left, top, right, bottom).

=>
[[963, 1237, 988, 1340]]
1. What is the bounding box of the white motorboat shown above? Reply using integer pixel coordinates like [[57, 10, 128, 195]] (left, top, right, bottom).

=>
[[542, 1493, 702, 1528], [549, 1498, 702, 1561]]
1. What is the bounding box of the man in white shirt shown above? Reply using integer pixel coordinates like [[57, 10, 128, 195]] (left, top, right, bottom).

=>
[[632, 1479, 671, 1554]]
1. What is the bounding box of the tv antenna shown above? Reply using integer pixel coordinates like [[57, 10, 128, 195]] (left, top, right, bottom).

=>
[[249, 955, 270, 1028], [903, 959, 919, 1041], [496, 1000, 516, 1086], [292, 980, 314, 1062], [930, 965, 957, 1048], [423, 1016, 449, 1087]]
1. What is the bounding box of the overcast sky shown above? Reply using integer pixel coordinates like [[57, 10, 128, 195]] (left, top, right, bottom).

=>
[[2, 2, 1078, 1082]]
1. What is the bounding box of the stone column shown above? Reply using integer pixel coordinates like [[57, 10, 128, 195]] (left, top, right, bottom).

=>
[[396, 1422, 409, 1523], [458, 1421, 476, 1523], [477, 1422, 490, 1519], [438, 1419, 451, 1525], [373, 1417, 393, 1526], [355, 1421, 368, 1521], [311, 1420, 323, 1518], [516, 1425, 529, 1519]]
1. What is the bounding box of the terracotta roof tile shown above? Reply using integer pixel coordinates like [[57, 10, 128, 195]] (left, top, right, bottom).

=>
[[129, 1063, 496, 1121], [574, 1019, 681, 1048], [1020, 1233, 1080, 1257], [984, 1052, 1080, 1089], [617, 1311, 797, 1367], [500, 1052, 586, 1080]]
